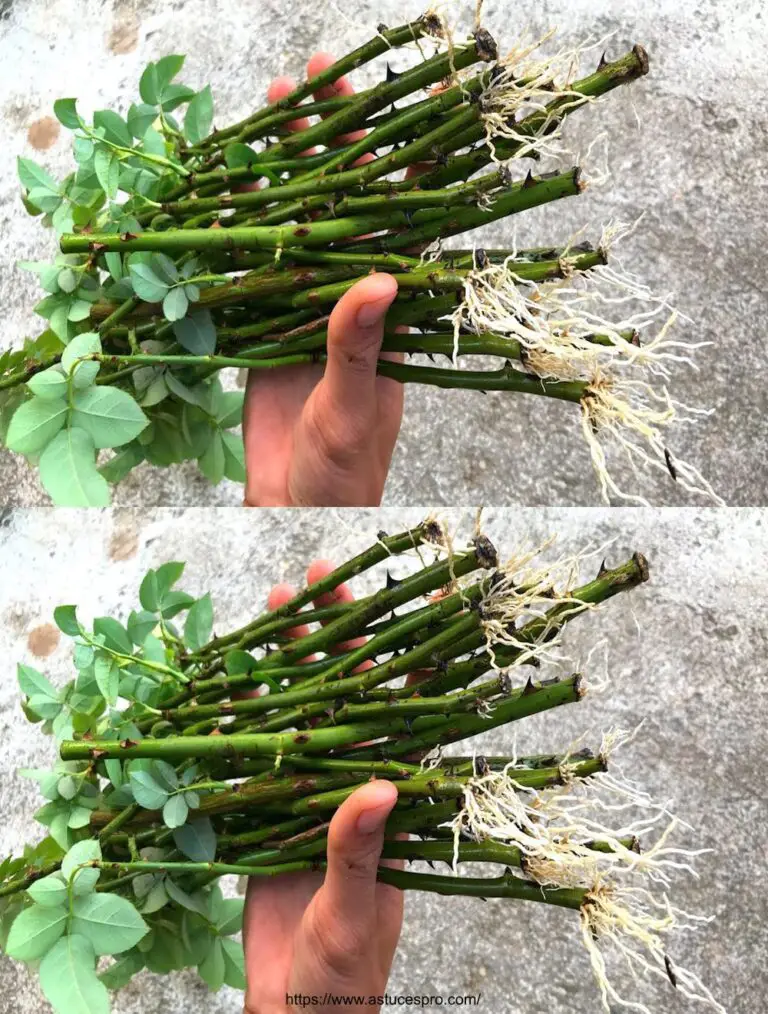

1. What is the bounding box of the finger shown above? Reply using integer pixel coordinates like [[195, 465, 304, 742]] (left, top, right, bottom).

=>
[[307, 51, 372, 156], [267, 76, 317, 156], [318, 273, 399, 436], [405, 669, 432, 688], [306, 559, 370, 662], [405, 162, 434, 180], [234, 584, 313, 701], [318, 780, 398, 938]]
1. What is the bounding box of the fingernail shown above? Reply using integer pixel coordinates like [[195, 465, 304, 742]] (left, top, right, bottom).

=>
[[356, 802, 392, 835], [356, 296, 392, 329]]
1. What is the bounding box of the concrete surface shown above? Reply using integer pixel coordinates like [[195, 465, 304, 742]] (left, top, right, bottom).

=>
[[1, 0, 767, 506], [0, 506, 764, 1013]]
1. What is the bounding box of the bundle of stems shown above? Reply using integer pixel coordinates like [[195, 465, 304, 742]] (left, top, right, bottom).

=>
[[3, 8, 717, 505], [0, 518, 724, 1011]]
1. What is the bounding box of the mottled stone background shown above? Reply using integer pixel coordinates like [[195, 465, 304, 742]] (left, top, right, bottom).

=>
[[0, 506, 764, 1012], [1, 0, 767, 506]]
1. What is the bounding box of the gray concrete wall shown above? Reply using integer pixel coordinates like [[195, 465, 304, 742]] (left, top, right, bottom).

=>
[[0, 506, 764, 1013], [1, 1, 767, 506]]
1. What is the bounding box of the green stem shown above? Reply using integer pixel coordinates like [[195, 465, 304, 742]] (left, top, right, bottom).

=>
[[375, 867, 586, 909], [201, 18, 432, 149]]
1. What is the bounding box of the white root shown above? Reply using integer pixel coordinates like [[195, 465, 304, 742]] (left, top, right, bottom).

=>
[[581, 881, 727, 1014], [477, 538, 603, 670], [447, 733, 723, 1012], [580, 370, 724, 507], [477, 31, 606, 162], [446, 221, 721, 504]]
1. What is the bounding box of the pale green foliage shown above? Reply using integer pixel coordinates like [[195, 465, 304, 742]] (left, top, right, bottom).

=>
[[0, 568, 251, 1012], [4, 53, 246, 504]]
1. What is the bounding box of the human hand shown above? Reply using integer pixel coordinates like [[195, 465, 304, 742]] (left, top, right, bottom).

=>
[[242, 561, 411, 1014], [242, 54, 406, 508]]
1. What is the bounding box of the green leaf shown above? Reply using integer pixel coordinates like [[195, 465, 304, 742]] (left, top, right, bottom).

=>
[[162, 286, 188, 322], [214, 391, 244, 429], [127, 609, 157, 645], [93, 617, 132, 655], [61, 331, 101, 389], [94, 148, 120, 200], [62, 839, 101, 895], [94, 655, 119, 704], [53, 604, 80, 636], [53, 98, 82, 130], [129, 770, 169, 810], [224, 142, 260, 170], [20, 769, 60, 799], [139, 561, 185, 611], [198, 936, 225, 991], [39, 428, 111, 507], [215, 897, 244, 936], [184, 593, 213, 652], [173, 817, 216, 862], [149, 253, 179, 286], [57, 268, 78, 294], [68, 806, 94, 830], [103, 251, 123, 282], [5, 396, 67, 456], [139, 372, 168, 408], [221, 430, 246, 482], [93, 109, 133, 147], [151, 760, 179, 792], [160, 83, 196, 113], [29, 187, 63, 213], [184, 85, 214, 145], [73, 135, 95, 165], [72, 386, 149, 449], [18, 157, 59, 194], [127, 103, 158, 139], [160, 590, 195, 619], [128, 261, 169, 303], [98, 948, 145, 990], [40, 934, 109, 1014], [164, 877, 206, 915], [58, 775, 78, 801], [139, 879, 169, 915], [198, 430, 225, 484], [144, 927, 185, 973], [5, 903, 67, 961], [162, 794, 188, 829], [19, 260, 62, 292], [104, 759, 123, 790], [26, 366, 68, 401], [72, 893, 149, 956], [173, 309, 216, 355], [27, 872, 68, 909], [17, 663, 57, 698], [165, 371, 202, 406], [99, 442, 146, 484], [28, 694, 62, 719], [67, 299, 94, 323], [140, 55, 185, 105], [221, 936, 246, 989]]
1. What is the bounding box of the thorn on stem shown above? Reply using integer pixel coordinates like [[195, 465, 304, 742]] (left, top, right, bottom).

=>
[[664, 954, 678, 989], [664, 447, 678, 482], [473, 28, 498, 62]]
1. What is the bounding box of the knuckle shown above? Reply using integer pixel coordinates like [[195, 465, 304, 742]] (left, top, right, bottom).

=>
[[307, 394, 367, 466], [308, 904, 364, 977]]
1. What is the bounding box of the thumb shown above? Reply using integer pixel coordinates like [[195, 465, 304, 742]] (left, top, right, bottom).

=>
[[318, 780, 398, 937], [319, 273, 398, 437]]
